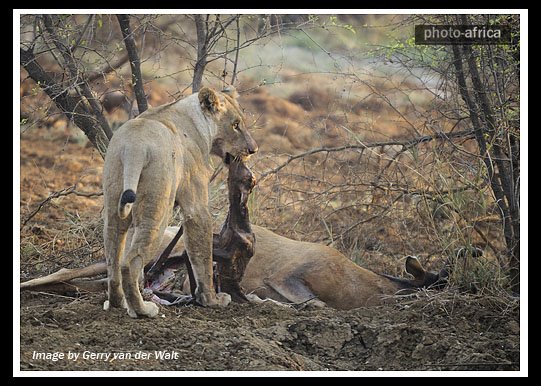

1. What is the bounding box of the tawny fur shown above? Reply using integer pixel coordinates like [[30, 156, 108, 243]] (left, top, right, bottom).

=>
[[102, 87, 257, 318]]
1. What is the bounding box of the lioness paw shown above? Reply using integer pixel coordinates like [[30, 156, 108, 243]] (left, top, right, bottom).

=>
[[127, 307, 138, 318], [215, 292, 232, 307], [126, 301, 160, 318], [143, 301, 160, 317], [196, 291, 231, 307], [103, 298, 127, 311]]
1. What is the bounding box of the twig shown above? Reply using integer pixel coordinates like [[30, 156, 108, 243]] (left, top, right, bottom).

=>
[[230, 15, 241, 86], [210, 164, 224, 184], [42, 15, 113, 140], [291, 296, 319, 309], [258, 130, 475, 182], [69, 15, 94, 53], [22, 185, 103, 228], [328, 212, 387, 246], [85, 53, 129, 82], [471, 222, 503, 266], [32, 291, 79, 300]]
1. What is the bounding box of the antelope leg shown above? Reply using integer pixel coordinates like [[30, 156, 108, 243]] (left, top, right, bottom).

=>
[[20, 262, 107, 290], [262, 273, 326, 309], [21, 277, 108, 293]]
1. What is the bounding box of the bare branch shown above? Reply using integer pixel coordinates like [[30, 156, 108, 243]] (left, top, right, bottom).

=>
[[41, 15, 113, 140], [20, 47, 110, 157], [86, 53, 129, 83], [117, 14, 148, 113], [231, 16, 241, 86], [258, 130, 475, 181], [22, 185, 103, 228], [69, 15, 94, 53]]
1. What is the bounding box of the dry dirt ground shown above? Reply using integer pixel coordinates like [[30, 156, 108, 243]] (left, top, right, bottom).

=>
[[20, 291, 519, 372]]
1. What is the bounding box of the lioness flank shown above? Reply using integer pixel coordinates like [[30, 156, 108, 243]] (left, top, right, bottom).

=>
[[102, 87, 257, 318]]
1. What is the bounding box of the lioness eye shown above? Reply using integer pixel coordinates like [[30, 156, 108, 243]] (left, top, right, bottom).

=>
[[232, 122, 240, 132]]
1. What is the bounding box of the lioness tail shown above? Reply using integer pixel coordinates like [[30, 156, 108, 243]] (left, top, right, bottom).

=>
[[117, 146, 145, 219], [118, 189, 136, 219]]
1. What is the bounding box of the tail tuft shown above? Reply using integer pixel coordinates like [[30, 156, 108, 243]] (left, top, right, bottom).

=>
[[119, 189, 136, 219], [120, 189, 136, 205]]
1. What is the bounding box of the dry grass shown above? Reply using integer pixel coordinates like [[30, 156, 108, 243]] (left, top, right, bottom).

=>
[[20, 214, 104, 280], [387, 285, 519, 323]]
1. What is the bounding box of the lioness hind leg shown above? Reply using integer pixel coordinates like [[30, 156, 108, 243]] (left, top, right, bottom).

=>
[[103, 214, 130, 310], [121, 224, 166, 318]]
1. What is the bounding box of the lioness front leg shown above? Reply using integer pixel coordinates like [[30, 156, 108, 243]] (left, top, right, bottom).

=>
[[184, 209, 231, 307]]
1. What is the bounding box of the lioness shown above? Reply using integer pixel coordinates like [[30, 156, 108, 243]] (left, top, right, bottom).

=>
[[102, 87, 257, 318]]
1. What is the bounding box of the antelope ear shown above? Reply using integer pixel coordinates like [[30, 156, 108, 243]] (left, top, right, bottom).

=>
[[222, 85, 239, 99], [199, 87, 221, 113], [405, 256, 426, 280]]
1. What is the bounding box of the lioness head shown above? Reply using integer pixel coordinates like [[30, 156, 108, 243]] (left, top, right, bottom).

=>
[[198, 86, 258, 164]]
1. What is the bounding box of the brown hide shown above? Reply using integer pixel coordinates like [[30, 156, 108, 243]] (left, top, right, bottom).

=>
[[240, 225, 403, 309], [161, 224, 446, 310]]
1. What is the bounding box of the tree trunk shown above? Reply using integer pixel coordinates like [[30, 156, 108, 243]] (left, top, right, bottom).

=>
[[452, 42, 520, 294], [192, 15, 208, 93], [20, 48, 110, 158], [117, 14, 148, 114], [460, 42, 520, 293]]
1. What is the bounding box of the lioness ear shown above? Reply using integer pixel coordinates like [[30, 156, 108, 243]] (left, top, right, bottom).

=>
[[222, 85, 239, 99], [405, 256, 426, 280], [199, 87, 221, 113]]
